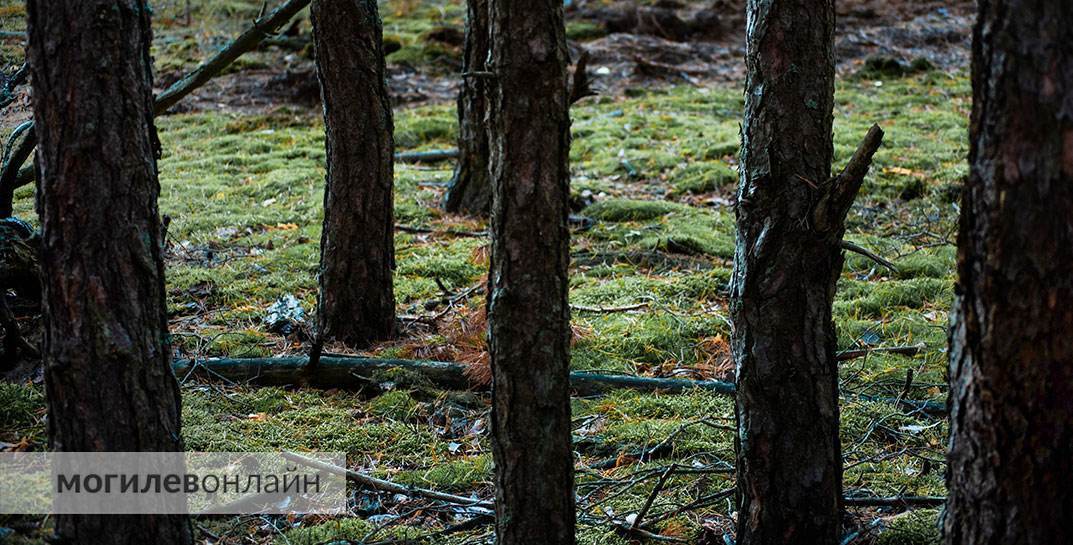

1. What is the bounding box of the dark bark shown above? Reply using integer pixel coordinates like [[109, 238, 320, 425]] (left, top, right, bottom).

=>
[[443, 0, 492, 215], [311, 0, 396, 347], [944, 1, 1073, 544], [26, 1, 190, 543], [486, 0, 575, 543], [731, 1, 881, 543]]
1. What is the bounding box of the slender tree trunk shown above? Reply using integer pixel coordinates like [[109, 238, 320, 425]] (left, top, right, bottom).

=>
[[486, 0, 575, 543], [311, 0, 396, 347], [944, 1, 1073, 543], [731, 1, 881, 543], [26, 1, 190, 543], [443, 0, 492, 215]]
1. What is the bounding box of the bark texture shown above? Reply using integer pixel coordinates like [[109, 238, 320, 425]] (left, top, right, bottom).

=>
[[486, 0, 575, 543], [731, 0, 876, 543], [443, 0, 492, 215], [311, 0, 396, 346], [944, 1, 1073, 543], [26, 1, 190, 543]]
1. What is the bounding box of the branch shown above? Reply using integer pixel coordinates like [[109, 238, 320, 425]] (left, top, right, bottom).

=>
[[172, 355, 737, 396], [570, 302, 649, 313], [570, 49, 597, 105], [154, 0, 312, 115], [841, 240, 897, 272], [281, 452, 494, 511], [0, 123, 34, 217], [394, 149, 460, 163], [395, 223, 486, 237], [813, 124, 884, 232], [843, 495, 945, 508], [0, 63, 28, 110], [836, 343, 924, 361], [0, 0, 313, 216], [631, 464, 676, 530], [172, 355, 949, 415]]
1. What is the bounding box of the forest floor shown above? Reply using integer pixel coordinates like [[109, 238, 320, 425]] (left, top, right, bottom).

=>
[[1, 1, 969, 544]]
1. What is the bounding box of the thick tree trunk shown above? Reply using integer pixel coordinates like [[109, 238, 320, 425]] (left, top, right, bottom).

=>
[[311, 0, 396, 347], [944, 2, 1073, 544], [443, 0, 492, 215], [26, 1, 190, 543], [486, 0, 575, 543], [731, 1, 880, 543]]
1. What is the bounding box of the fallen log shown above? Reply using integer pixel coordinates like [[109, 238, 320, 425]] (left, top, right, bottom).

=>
[[171, 355, 948, 416], [394, 149, 459, 164], [171, 355, 737, 396]]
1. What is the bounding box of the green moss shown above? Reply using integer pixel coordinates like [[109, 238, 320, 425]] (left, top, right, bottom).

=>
[[566, 20, 608, 41], [585, 199, 688, 222], [671, 161, 738, 195], [836, 278, 952, 318], [391, 454, 493, 491], [0, 64, 976, 543], [394, 104, 456, 149], [283, 518, 378, 545], [367, 390, 420, 420], [0, 383, 44, 440], [877, 510, 941, 545]]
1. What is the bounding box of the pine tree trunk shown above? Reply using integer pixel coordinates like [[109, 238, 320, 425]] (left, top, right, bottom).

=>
[[944, 1, 1073, 543], [486, 0, 575, 543], [443, 0, 492, 215], [26, 1, 190, 543], [730, 0, 868, 543], [311, 0, 396, 347]]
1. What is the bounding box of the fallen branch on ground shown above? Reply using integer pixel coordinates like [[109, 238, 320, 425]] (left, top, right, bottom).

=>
[[570, 302, 650, 313], [842, 495, 945, 508], [395, 223, 486, 237], [172, 355, 947, 414], [836, 343, 925, 361], [394, 149, 460, 163], [172, 355, 737, 396], [281, 451, 494, 511]]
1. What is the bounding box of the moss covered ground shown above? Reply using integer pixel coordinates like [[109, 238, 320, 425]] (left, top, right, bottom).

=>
[[0, 1, 963, 543]]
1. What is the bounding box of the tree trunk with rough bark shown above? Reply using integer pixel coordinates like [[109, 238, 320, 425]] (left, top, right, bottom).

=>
[[443, 0, 492, 215], [731, 1, 882, 543], [944, 1, 1073, 544], [486, 0, 575, 543], [26, 1, 190, 543], [311, 0, 396, 347]]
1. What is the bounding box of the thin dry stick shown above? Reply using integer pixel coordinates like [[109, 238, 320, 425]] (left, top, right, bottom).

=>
[[632, 464, 677, 530], [281, 452, 494, 511], [836, 343, 925, 361], [571, 302, 650, 313], [842, 240, 897, 272]]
